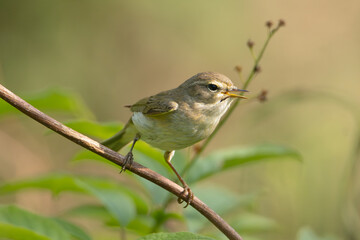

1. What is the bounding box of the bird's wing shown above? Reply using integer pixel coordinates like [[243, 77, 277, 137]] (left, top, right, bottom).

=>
[[128, 95, 178, 117]]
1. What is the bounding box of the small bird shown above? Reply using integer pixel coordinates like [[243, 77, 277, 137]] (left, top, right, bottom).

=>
[[102, 72, 247, 207]]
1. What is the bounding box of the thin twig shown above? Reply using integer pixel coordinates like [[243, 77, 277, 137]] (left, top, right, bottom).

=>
[[183, 21, 285, 176], [0, 84, 242, 240]]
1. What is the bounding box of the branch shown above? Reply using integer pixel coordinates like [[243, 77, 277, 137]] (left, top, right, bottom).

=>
[[0, 84, 242, 240]]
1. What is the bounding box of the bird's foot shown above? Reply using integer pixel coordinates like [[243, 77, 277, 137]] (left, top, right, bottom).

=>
[[177, 185, 194, 208], [120, 151, 134, 173]]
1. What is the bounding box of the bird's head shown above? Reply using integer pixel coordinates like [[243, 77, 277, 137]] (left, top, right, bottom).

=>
[[179, 72, 248, 106]]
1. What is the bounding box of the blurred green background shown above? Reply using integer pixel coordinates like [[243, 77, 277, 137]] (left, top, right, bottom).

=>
[[0, 0, 359, 239]]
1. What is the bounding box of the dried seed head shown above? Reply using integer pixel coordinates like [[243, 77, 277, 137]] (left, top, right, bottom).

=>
[[278, 19, 286, 27], [258, 90, 268, 102], [247, 39, 254, 49], [234, 65, 242, 73], [265, 20, 273, 29]]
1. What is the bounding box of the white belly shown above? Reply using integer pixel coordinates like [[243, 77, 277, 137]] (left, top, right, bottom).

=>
[[131, 112, 213, 151], [131, 101, 231, 151]]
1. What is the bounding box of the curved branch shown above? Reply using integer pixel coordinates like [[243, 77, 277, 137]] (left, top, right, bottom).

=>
[[0, 84, 242, 240]]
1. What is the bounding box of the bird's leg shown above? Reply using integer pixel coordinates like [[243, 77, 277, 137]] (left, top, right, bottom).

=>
[[120, 134, 140, 173], [164, 150, 194, 208]]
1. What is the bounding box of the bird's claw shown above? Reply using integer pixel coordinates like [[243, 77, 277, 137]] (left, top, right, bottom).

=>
[[177, 185, 194, 208], [120, 152, 134, 173]]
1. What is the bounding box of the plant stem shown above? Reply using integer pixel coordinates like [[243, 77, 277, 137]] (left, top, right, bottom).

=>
[[182, 25, 282, 176]]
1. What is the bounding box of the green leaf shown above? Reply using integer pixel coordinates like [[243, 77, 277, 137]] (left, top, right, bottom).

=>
[[52, 218, 91, 240], [184, 185, 255, 233], [0, 173, 86, 196], [86, 177, 149, 215], [187, 144, 301, 183], [64, 120, 123, 139], [64, 205, 118, 226], [0, 205, 71, 240], [134, 177, 169, 205], [231, 213, 279, 234], [0, 88, 93, 119], [152, 209, 184, 223], [137, 232, 216, 240], [72, 150, 121, 169], [65, 205, 156, 234], [126, 215, 155, 235], [0, 223, 50, 240], [75, 179, 136, 226], [150, 208, 184, 232], [0, 173, 149, 218]]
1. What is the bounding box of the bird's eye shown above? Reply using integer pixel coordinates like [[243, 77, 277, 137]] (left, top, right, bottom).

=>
[[207, 84, 218, 92]]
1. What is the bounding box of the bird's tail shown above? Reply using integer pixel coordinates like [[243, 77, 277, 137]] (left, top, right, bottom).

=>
[[101, 119, 138, 151]]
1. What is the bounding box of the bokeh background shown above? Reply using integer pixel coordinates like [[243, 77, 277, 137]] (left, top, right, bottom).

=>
[[0, 0, 359, 239]]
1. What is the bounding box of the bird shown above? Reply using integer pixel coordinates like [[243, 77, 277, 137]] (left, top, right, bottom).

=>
[[102, 72, 247, 207]]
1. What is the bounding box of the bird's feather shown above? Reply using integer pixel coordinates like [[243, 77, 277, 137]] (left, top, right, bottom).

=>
[[129, 95, 178, 117], [101, 119, 138, 151]]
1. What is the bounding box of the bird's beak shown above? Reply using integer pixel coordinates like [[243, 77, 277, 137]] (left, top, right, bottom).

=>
[[222, 88, 248, 99]]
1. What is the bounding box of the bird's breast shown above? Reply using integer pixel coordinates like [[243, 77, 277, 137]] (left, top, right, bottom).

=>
[[131, 108, 221, 151]]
